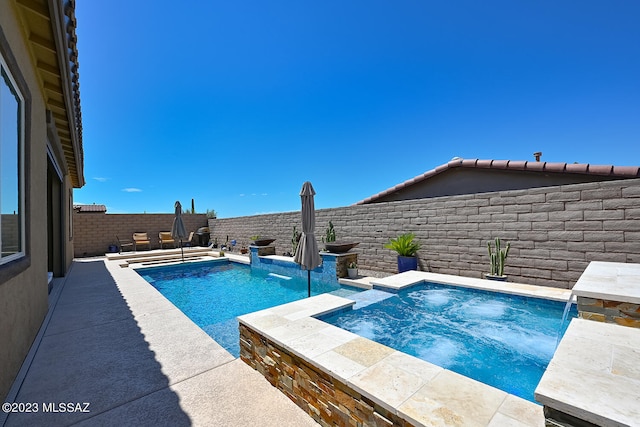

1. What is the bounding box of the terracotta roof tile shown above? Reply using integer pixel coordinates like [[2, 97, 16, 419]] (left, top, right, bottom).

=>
[[492, 160, 509, 169], [545, 162, 567, 173], [506, 161, 527, 170], [588, 165, 614, 175], [476, 160, 493, 168], [566, 163, 589, 174], [525, 161, 546, 171], [74, 204, 106, 212], [613, 166, 640, 177]]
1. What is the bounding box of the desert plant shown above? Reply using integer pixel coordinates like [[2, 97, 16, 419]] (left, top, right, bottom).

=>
[[487, 238, 510, 276], [206, 209, 217, 219], [291, 226, 302, 253], [384, 233, 421, 257], [348, 261, 357, 269], [323, 221, 336, 243]]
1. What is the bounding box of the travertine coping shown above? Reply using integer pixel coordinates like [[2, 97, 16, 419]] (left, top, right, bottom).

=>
[[371, 270, 573, 301], [572, 261, 640, 304], [238, 277, 553, 426], [535, 318, 640, 426]]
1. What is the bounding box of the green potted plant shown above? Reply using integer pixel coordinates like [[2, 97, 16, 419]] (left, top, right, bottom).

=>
[[347, 261, 358, 279], [384, 233, 421, 272], [486, 238, 510, 281]]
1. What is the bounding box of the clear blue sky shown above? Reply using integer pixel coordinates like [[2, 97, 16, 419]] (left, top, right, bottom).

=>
[[73, 1, 640, 217]]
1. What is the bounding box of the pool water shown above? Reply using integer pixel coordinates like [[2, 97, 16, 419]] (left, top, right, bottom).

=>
[[137, 260, 360, 357], [320, 283, 577, 403]]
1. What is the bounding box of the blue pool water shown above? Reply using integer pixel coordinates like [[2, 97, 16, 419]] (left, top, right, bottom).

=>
[[320, 283, 577, 403], [137, 260, 360, 357]]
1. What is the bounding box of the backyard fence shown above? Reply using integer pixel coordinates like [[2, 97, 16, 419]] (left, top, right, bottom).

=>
[[73, 213, 208, 257], [207, 178, 640, 289]]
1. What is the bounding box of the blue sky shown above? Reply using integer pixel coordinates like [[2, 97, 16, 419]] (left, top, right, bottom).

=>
[[73, 1, 640, 217]]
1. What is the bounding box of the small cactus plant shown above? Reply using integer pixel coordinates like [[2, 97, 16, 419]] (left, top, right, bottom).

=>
[[487, 238, 510, 276], [291, 226, 301, 253], [322, 221, 336, 243]]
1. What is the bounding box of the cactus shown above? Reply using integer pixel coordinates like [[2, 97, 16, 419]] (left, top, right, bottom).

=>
[[487, 238, 510, 276], [322, 221, 336, 243], [291, 226, 301, 253]]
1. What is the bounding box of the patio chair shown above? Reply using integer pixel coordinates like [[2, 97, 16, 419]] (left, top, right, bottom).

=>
[[133, 232, 151, 251], [158, 232, 175, 249], [116, 235, 134, 253], [178, 231, 194, 248]]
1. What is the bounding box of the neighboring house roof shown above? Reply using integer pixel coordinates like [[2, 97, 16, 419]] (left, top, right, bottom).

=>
[[15, 0, 84, 187], [356, 158, 640, 205], [74, 204, 106, 213]]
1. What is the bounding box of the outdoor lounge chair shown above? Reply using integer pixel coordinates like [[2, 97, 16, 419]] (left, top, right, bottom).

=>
[[177, 231, 194, 248], [133, 232, 151, 251], [116, 235, 134, 253], [158, 232, 175, 249]]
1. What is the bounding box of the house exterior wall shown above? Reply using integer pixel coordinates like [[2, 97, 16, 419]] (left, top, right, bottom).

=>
[[72, 213, 209, 257], [0, 1, 51, 401], [209, 178, 640, 289], [371, 168, 630, 203]]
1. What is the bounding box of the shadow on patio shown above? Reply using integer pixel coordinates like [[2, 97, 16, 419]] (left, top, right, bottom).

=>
[[4, 259, 192, 426], [3, 259, 318, 427]]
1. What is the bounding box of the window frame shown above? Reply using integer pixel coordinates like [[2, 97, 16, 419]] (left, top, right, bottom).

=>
[[1, 54, 26, 265], [0, 27, 30, 283]]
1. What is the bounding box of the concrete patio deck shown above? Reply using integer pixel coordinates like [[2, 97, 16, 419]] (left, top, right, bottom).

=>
[[1, 258, 318, 427]]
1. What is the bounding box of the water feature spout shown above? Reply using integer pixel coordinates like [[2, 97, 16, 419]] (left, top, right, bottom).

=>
[[555, 291, 576, 349]]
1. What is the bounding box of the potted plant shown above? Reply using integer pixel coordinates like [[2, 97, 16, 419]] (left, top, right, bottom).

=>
[[347, 262, 358, 279], [384, 233, 421, 273], [486, 238, 510, 281]]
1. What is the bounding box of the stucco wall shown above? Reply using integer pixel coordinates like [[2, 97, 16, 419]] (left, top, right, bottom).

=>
[[73, 213, 209, 257], [0, 1, 50, 401], [209, 178, 640, 289]]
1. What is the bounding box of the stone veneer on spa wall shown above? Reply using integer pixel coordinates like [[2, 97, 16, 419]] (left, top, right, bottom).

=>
[[574, 262, 640, 328], [240, 325, 412, 427]]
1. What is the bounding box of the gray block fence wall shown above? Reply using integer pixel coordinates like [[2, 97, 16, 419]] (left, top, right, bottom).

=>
[[208, 178, 640, 289], [73, 213, 209, 257]]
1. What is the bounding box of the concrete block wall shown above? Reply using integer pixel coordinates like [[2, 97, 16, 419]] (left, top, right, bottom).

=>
[[209, 178, 640, 289], [73, 213, 208, 257]]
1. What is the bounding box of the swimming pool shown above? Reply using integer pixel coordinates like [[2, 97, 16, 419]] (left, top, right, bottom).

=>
[[319, 283, 577, 403], [136, 260, 361, 357]]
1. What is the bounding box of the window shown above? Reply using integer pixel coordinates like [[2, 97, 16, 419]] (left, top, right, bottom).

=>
[[1, 54, 25, 264]]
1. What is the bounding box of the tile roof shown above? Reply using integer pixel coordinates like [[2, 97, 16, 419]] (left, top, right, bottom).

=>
[[74, 204, 106, 213], [356, 158, 640, 205]]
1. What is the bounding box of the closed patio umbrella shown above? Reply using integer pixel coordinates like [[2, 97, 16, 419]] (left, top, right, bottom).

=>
[[171, 201, 188, 262], [293, 181, 322, 297]]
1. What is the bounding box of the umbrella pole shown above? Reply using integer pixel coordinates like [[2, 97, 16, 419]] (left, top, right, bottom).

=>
[[307, 270, 311, 297], [180, 239, 184, 262]]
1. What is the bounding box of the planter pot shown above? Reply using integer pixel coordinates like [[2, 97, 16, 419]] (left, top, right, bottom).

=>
[[485, 274, 508, 282], [324, 241, 360, 253], [397, 256, 418, 273], [347, 268, 358, 279], [252, 238, 275, 246]]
